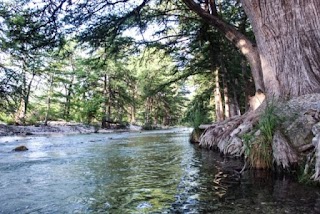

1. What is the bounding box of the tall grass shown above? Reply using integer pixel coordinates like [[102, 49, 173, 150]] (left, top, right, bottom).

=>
[[243, 101, 280, 169]]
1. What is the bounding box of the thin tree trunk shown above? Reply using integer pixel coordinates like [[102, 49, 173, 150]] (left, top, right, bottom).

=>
[[145, 97, 151, 125], [15, 69, 35, 125], [107, 76, 112, 128], [223, 74, 230, 119], [64, 83, 73, 120], [102, 73, 108, 128], [214, 68, 224, 121], [241, 59, 252, 111], [63, 55, 75, 120], [230, 79, 241, 117], [44, 73, 54, 126], [24, 72, 34, 116], [130, 85, 137, 124]]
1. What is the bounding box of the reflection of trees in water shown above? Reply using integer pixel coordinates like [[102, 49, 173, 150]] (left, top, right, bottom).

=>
[[84, 134, 188, 213]]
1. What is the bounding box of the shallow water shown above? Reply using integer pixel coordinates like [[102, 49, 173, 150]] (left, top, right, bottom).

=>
[[0, 129, 319, 213]]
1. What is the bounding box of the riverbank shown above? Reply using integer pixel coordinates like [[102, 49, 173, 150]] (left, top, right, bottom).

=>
[[0, 121, 143, 136]]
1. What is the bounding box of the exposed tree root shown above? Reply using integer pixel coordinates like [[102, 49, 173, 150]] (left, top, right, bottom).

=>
[[199, 110, 261, 157], [311, 123, 320, 181], [272, 130, 298, 169], [198, 94, 320, 181]]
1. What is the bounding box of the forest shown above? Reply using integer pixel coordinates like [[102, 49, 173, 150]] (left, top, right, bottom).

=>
[[1, 0, 320, 180], [0, 0, 254, 129]]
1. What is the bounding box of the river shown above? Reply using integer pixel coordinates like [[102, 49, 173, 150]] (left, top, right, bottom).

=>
[[0, 128, 319, 213]]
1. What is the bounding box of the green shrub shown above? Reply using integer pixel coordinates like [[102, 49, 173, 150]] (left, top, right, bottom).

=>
[[259, 102, 279, 143], [0, 113, 15, 125]]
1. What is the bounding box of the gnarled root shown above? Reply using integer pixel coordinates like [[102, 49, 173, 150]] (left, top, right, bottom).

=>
[[272, 130, 298, 169], [199, 110, 260, 156], [311, 128, 320, 181]]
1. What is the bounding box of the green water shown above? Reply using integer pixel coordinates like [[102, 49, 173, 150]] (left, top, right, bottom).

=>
[[0, 129, 319, 213]]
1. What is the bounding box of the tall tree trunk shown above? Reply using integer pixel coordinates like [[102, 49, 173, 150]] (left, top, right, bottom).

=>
[[241, 59, 254, 111], [64, 83, 73, 120], [145, 97, 151, 125], [230, 79, 241, 117], [15, 70, 35, 125], [241, 0, 320, 98], [214, 68, 224, 121], [63, 55, 75, 120], [222, 74, 230, 119], [102, 73, 108, 128], [130, 86, 137, 124], [44, 73, 54, 126], [107, 76, 112, 128]]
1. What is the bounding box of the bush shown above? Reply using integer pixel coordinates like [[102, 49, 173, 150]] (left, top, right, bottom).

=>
[[0, 113, 15, 125]]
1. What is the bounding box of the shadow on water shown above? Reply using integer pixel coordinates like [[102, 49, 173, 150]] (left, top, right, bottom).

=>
[[0, 129, 320, 213], [167, 146, 320, 214]]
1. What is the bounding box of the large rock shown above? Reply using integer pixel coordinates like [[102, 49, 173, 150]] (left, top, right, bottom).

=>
[[286, 114, 318, 148], [277, 94, 320, 149], [13, 145, 28, 152]]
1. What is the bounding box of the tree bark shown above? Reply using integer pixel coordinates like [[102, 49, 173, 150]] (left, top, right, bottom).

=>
[[15, 69, 35, 125], [241, 0, 320, 98], [222, 74, 230, 119], [102, 73, 108, 128], [44, 73, 54, 126], [230, 79, 241, 117], [214, 68, 224, 121]]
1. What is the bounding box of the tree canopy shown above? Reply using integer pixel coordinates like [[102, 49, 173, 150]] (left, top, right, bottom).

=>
[[0, 0, 319, 127]]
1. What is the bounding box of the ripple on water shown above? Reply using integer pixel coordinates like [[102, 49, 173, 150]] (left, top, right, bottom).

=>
[[1, 130, 320, 213]]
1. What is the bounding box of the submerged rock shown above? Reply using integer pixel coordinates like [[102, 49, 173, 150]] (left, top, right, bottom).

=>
[[12, 145, 28, 152]]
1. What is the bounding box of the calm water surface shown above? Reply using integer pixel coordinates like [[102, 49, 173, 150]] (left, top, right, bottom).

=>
[[0, 128, 319, 213]]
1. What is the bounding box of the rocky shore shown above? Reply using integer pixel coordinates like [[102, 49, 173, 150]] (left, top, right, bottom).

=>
[[0, 122, 143, 137]]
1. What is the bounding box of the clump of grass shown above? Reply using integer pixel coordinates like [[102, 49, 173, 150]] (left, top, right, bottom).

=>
[[243, 101, 280, 169], [259, 102, 279, 143]]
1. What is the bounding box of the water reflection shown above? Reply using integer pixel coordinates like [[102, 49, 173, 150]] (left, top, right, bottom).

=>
[[84, 133, 188, 213], [0, 130, 319, 213]]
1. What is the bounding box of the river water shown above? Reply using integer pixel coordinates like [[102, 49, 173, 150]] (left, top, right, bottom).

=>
[[0, 128, 319, 213]]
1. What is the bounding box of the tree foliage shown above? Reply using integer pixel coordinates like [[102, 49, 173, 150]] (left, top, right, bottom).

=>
[[1, 0, 308, 127]]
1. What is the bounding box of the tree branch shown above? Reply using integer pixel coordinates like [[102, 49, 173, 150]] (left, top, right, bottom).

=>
[[182, 0, 265, 92]]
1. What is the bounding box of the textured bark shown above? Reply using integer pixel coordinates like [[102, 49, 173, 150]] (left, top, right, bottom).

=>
[[241, 0, 320, 97], [221, 60, 230, 119], [15, 69, 35, 125], [214, 69, 224, 121], [199, 110, 259, 154], [223, 77, 230, 119], [229, 79, 241, 117], [44, 73, 54, 126], [272, 130, 298, 169]]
